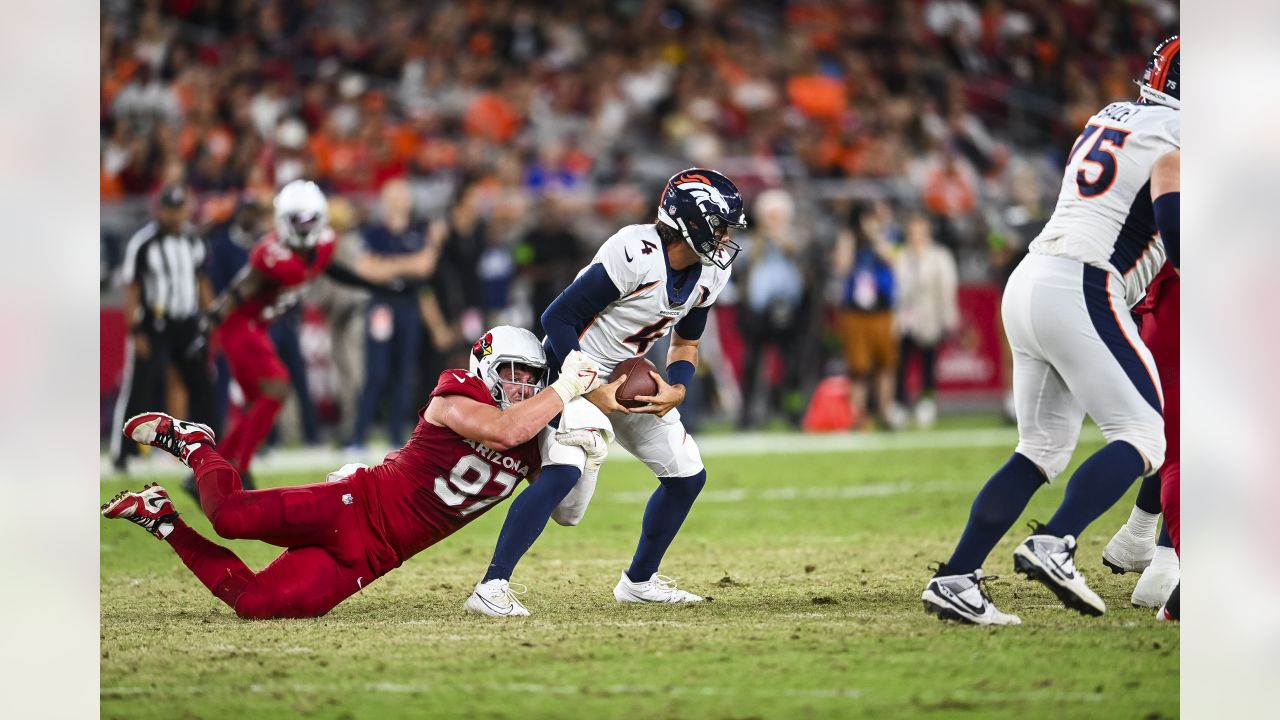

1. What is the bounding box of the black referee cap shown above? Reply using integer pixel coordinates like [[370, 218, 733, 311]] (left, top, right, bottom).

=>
[[158, 184, 189, 207]]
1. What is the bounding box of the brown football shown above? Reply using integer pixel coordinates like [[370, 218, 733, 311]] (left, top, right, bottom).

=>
[[610, 356, 660, 409]]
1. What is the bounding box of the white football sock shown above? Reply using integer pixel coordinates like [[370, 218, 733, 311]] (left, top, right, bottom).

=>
[[1125, 506, 1159, 540]]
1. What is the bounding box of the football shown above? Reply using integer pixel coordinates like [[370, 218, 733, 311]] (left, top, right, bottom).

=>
[[610, 356, 660, 409]]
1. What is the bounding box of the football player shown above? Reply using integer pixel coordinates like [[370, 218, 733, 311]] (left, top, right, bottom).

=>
[[193, 180, 411, 483], [463, 168, 746, 616], [102, 327, 603, 620], [922, 37, 1180, 625], [1103, 160, 1181, 619]]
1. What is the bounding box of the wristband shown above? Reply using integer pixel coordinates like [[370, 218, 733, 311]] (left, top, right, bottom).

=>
[[666, 360, 695, 389], [549, 377, 576, 406]]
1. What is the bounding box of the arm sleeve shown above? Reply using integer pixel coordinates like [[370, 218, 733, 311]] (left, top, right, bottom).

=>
[[323, 263, 414, 294], [673, 306, 709, 341], [1152, 192, 1179, 270], [541, 263, 621, 362]]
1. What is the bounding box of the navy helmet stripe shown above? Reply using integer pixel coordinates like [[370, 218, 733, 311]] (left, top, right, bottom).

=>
[[1108, 180, 1157, 275], [1082, 265, 1162, 414]]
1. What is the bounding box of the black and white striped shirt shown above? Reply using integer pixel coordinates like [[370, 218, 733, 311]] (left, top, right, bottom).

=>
[[120, 221, 207, 325]]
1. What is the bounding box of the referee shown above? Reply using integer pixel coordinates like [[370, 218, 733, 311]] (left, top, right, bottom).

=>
[[110, 184, 216, 472]]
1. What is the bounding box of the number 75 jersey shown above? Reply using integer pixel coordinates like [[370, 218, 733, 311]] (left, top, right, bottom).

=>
[[577, 223, 732, 376], [1029, 101, 1180, 308]]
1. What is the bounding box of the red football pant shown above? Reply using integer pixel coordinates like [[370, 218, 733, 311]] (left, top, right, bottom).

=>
[[1140, 277, 1179, 556], [165, 447, 379, 619], [217, 317, 289, 475]]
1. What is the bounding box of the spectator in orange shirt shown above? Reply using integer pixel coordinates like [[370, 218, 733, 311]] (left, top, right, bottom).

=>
[[922, 147, 977, 218]]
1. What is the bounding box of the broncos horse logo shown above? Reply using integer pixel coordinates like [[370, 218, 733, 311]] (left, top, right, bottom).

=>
[[669, 172, 734, 217], [472, 332, 494, 362]]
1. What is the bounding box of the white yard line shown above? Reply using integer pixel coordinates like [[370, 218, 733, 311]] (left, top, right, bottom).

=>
[[101, 680, 1116, 703], [102, 426, 1104, 482]]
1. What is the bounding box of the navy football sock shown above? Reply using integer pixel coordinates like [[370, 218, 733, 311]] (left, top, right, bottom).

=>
[[482, 464, 581, 582], [1042, 441, 1146, 539], [1134, 472, 1163, 515], [945, 453, 1045, 575], [1157, 520, 1173, 548], [626, 470, 707, 582]]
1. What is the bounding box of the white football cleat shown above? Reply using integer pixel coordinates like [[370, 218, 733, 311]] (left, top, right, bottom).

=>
[[1101, 521, 1156, 574], [922, 568, 1022, 626], [463, 579, 530, 617], [101, 483, 180, 540], [1131, 546, 1179, 608], [123, 412, 216, 465], [613, 571, 703, 604], [1013, 532, 1106, 616]]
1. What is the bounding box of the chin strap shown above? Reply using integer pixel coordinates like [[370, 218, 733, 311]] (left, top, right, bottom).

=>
[[1136, 82, 1180, 110]]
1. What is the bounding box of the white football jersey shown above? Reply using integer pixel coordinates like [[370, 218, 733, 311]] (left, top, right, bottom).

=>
[[1029, 101, 1180, 307], [576, 224, 731, 375]]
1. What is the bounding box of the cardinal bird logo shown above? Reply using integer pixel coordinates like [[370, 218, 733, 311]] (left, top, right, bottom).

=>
[[472, 332, 494, 362]]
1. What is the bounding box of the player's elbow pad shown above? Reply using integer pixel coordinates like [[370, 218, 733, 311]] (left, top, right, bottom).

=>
[[1153, 192, 1179, 269]]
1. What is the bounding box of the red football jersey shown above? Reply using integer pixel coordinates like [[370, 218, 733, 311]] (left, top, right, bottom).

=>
[[230, 229, 337, 323], [353, 370, 542, 566]]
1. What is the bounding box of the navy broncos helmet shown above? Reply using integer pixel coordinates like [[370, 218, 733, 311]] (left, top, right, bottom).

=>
[[1137, 35, 1180, 110], [656, 168, 748, 269]]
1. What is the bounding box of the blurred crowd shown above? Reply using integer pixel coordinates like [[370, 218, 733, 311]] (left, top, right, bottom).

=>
[[101, 0, 1178, 448]]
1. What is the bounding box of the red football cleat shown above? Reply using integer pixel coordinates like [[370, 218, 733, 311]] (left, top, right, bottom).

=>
[[101, 483, 179, 539], [123, 412, 215, 465]]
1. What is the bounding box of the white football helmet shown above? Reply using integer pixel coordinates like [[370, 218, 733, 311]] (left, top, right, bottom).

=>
[[468, 326, 548, 408], [274, 179, 329, 249]]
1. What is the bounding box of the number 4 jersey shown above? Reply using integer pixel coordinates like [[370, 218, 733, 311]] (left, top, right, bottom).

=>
[[1030, 101, 1180, 307], [577, 223, 732, 375], [350, 370, 542, 568]]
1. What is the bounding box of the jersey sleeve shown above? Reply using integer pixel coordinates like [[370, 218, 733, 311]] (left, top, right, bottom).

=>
[[429, 370, 497, 406], [594, 232, 649, 296], [250, 238, 307, 286], [695, 265, 732, 308]]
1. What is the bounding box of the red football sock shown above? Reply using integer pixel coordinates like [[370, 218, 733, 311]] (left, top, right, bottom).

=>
[[1159, 460, 1180, 556], [165, 519, 253, 611], [221, 395, 283, 474]]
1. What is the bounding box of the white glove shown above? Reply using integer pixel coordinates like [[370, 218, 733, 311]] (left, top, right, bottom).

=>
[[555, 428, 608, 464], [551, 429, 608, 526], [549, 350, 604, 405]]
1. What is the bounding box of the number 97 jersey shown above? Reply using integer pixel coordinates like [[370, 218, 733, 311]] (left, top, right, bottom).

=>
[[578, 223, 732, 376], [1029, 101, 1180, 308]]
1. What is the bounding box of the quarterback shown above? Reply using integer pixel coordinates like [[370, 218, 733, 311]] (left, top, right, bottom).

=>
[[102, 327, 602, 619], [463, 168, 747, 616], [923, 37, 1181, 625]]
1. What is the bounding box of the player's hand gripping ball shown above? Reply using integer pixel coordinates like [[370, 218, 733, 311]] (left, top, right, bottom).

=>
[[609, 357, 659, 409]]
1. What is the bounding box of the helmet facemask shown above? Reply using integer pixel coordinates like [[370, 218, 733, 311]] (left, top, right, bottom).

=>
[[695, 211, 746, 269], [484, 358, 547, 408], [280, 210, 325, 249]]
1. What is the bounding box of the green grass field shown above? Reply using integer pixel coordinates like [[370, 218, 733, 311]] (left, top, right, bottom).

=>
[[100, 433, 1178, 719]]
